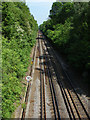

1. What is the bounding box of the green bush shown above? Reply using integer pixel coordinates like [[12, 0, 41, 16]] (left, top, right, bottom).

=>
[[2, 2, 38, 118], [39, 2, 89, 76]]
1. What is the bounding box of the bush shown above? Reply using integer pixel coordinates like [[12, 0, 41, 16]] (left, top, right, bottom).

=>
[[2, 2, 38, 118]]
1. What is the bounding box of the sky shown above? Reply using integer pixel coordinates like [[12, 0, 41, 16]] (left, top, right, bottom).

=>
[[26, 0, 55, 26]]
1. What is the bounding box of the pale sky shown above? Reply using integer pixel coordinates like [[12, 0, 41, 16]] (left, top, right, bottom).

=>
[[26, 1, 55, 25], [26, 0, 55, 2]]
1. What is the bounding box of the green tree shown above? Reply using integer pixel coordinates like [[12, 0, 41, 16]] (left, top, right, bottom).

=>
[[2, 2, 38, 118], [39, 2, 89, 81]]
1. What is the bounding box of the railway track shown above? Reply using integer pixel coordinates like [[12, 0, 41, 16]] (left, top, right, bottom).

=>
[[22, 31, 89, 119], [39, 35, 46, 119], [23, 32, 61, 119], [41, 32, 89, 119], [39, 33, 61, 119]]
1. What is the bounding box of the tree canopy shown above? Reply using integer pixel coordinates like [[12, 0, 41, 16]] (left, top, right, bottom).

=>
[[39, 2, 90, 81], [2, 2, 38, 118]]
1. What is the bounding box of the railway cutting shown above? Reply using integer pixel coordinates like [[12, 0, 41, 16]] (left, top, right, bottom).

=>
[[22, 31, 90, 120]]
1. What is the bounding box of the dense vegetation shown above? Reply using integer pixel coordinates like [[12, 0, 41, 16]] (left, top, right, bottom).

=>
[[40, 2, 90, 81], [2, 2, 38, 118]]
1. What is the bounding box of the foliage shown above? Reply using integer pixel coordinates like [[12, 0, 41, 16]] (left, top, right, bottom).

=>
[[2, 2, 38, 118], [39, 2, 90, 77], [21, 102, 26, 109]]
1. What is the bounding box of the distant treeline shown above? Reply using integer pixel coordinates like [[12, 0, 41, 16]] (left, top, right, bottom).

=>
[[40, 2, 90, 80], [2, 2, 38, 118]]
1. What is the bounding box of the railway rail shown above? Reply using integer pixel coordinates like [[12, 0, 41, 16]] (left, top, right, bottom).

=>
[[23, 32, 62, 119], [41, 32, 89, 119], [39, 33, 61, 119], [22, 31, 89, 120]]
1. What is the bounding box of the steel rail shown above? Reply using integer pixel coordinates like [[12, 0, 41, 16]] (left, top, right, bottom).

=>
[[40, 39, 46, 120], [63, 70, 90, 119], [43, 40, 74, 120], [67, 87, 81, 119], [49, 57, 76, 119], [44, 50, 57, 120], [42, 39, 61, 120], [39, 34, 47, 120], [45, 38, 90, 119], [38, 37, 43, 120]]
